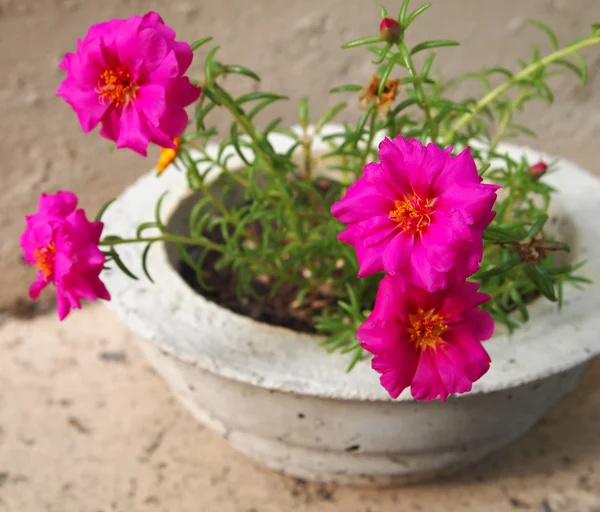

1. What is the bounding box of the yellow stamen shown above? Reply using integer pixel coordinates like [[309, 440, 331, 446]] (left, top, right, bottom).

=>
[[156, 137, 182, 175], [96, 69, 137, 106], [389, 196, 434, 233], [408, 308, 448, 351], [33, 241, 56, 279]]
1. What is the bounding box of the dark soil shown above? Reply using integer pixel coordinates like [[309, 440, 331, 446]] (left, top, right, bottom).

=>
[[179, 244, 337, 334]]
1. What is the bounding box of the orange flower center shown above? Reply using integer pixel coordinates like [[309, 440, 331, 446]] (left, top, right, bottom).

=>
[[389, 196, 434, 234], [97, 69, 137, 106], [408, 309, 448, 351], [33, 242, 56, 279]]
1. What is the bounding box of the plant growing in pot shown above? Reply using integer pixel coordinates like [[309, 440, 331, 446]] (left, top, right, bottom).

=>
[[20, 3, 600, 484]]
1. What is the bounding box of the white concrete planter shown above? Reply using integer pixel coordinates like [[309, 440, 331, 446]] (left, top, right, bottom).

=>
[[102, 126, 600, 485]]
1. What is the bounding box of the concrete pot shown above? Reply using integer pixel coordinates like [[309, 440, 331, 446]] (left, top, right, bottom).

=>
[[102, 127, 600, 485]]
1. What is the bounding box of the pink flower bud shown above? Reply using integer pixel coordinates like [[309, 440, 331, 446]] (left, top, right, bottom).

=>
[[529, 162, 548, 180], [379, 17, 402, 44]]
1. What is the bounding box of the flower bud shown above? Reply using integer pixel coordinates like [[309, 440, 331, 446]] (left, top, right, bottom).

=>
[[529, 162, 548, 180], [379, 18, 402, 44]]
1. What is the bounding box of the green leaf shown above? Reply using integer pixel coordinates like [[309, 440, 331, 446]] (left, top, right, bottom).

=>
[[476, 254, 521, 280], [555, 58, 587, 85], [154, 191, 168, 231], [398, 0, 411, 23], [592, 23, 600, 35], [298, 97, 309, 129], [510, 288, 529, 322], [230, 123, 252, 166], [94, 198, 116, 222], [528, 19, 559, 49], [141, 243, 154, 283], [109, 248, 138, 280], [372, 43, 392, 64], [571, 51, 589, 86], [411, 39, 459, 55], [190, 37, 213, 51], [341, 35, 382, 49], [203, 46, 221, 85], [136, 221, 159, 239], [420, 52, 436, 77], [316, 102, 347, 132], [378, 58, 395, 96], [346, 346, 365, 372], [524, 264, 557, 301], [224, 64, 260, 81], [404, 3, 432, 28], [329, 84, 363, 94], [379, 5, 389, 18], [528, 214, 548, 237]]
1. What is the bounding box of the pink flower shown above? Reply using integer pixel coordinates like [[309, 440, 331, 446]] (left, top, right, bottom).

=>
[[20, 191, 110, 321], [57, 12, 201, 156], [358, 274, 494, 401], [529, 161, 548, 180], [331, 136, 499, 291], [379, 18, 402, 44]]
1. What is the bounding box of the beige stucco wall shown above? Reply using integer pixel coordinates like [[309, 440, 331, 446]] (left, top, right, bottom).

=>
[[1, 0, 599, 308]]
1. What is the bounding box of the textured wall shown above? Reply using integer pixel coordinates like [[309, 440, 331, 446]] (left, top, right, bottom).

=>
[[1, 0, 599, 308]]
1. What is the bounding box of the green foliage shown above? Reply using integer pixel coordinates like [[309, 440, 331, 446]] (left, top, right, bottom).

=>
[[101, 2, 597, 369]]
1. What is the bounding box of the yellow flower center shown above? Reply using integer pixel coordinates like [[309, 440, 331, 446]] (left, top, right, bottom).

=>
[[389, 196, 434, 234], [97, 69, 137, 106], [408, 308, 448, 351], [156, 137, 182, 175], [33, 242, 56, 279]]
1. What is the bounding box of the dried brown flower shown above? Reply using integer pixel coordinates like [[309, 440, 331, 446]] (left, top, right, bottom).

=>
[[359, 75, 401, 118]]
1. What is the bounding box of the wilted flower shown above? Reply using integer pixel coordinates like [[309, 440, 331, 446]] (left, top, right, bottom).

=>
[[359, 75, 401, 118], [358, 275, 494, 401], [379, 17, 402, 44], [20, 191, 110, 320], [331, 135, 500, 291], [57, 12, 201, 156], [156, 137, 181, 174]]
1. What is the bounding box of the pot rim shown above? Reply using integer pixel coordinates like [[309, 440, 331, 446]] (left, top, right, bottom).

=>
[[102, 124, 600, 401]]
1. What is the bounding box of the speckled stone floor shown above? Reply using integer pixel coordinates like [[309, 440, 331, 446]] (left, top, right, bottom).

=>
[[1, 304, 600, 512]]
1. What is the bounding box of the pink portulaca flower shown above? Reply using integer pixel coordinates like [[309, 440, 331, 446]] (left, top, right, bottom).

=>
[[57, 12, 201, 156], [20, 191, 110, 321], [358, 274, 494, 401], [331, 136, 500, 291]]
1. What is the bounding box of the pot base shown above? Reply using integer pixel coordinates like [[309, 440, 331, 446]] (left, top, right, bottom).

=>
[[135, 336, 587, 486]]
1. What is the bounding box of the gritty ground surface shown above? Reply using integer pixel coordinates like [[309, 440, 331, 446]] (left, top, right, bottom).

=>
[[1, 304, 600, 512]]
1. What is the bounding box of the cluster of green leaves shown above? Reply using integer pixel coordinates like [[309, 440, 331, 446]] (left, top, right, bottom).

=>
[[119, 2, 598, 369]]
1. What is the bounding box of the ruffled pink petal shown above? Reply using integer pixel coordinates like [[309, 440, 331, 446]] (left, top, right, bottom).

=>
[[29, 275, 49, 299], [39, 191, 78, 216], [373, 341, 420, 399], [461, 309, 495, 341], [432, 146, 480, 193], [443, 327, 491, 382], [165, 76, 201, 107], [358, 320, 406, 352], [411, 349, 448, 401], [171, 41, 193, 74], [381, 230, 414, 275], [56, 291, 72, 321], [76, 243, 106, 271], [409, 242, 446, 292], [406, 140, 448, 197], [377, 138, 412, 195], [99, 107, 121, 142], [438, 281, 490, 321], [360, 216, 398, 246], [116, 104, 150, 156], [355, 239, 387, 278], [54, 252, 73, 280], [135, 84, 166, 125], [432, 343, 475, 396], [147, 50, 180, 84], [156, 105, 188, 141], [331, 179, 391, 224], [137, 27, 168, 74]]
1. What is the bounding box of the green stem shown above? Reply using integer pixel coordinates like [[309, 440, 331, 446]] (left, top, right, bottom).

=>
[[362, 110, 378, 166], [397, 41, 437, 141], [445, 35, 600, 145], [101, 235, 309, 287]]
